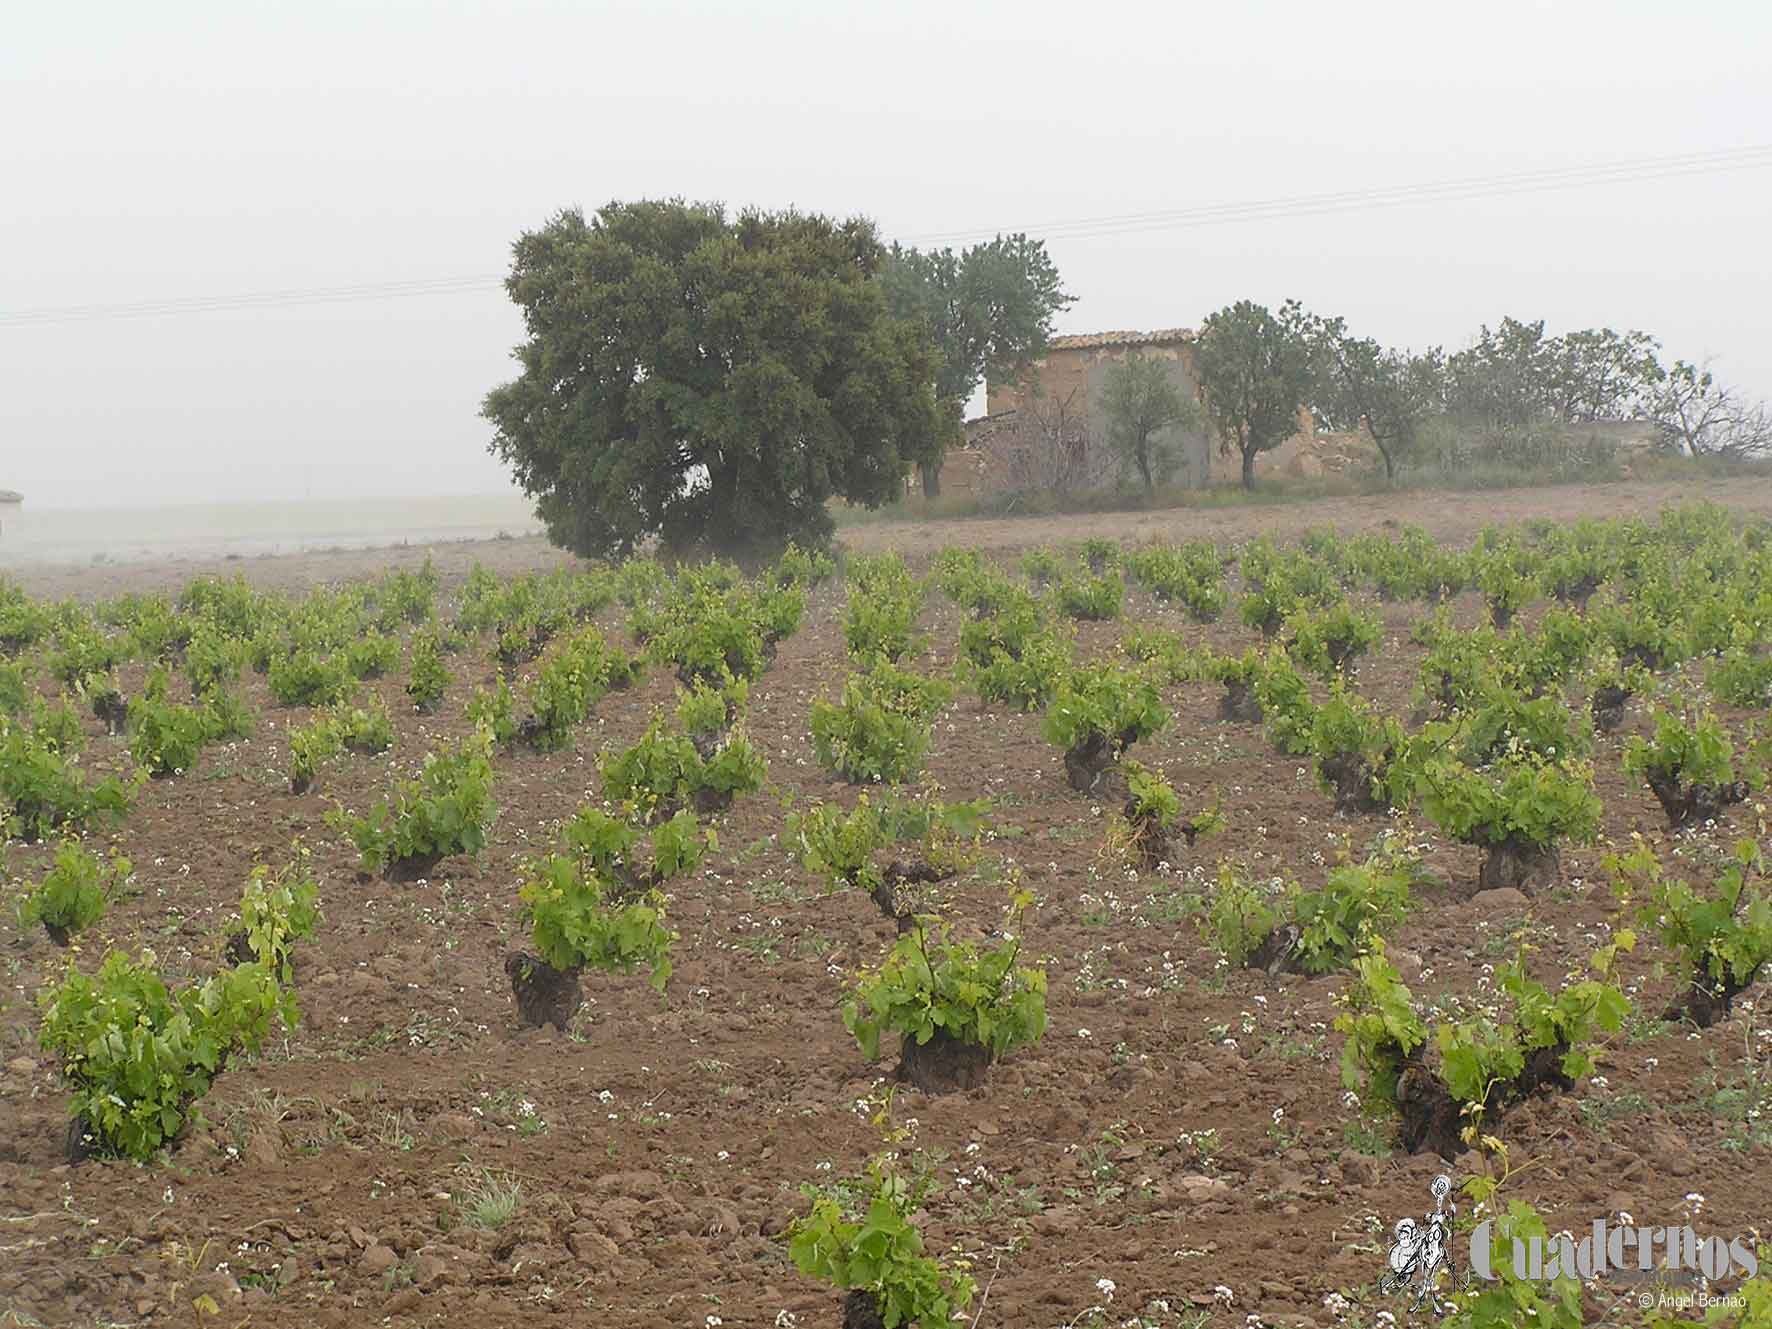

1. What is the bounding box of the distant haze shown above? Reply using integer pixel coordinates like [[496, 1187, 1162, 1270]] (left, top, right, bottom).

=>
[[3, 0, 1769, 510]]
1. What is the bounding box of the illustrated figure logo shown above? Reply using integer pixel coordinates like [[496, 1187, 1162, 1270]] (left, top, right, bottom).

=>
[[1379, 1174, 1460, 1313]]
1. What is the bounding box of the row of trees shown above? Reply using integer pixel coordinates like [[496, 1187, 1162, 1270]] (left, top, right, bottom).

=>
[[483, 199, 1769, 560]]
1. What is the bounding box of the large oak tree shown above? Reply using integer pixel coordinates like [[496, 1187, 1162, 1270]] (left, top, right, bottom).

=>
[[483, 200, 942, 561]]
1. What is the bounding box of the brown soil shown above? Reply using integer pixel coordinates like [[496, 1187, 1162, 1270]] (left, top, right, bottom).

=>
[[2, 479, 1770, 1328]]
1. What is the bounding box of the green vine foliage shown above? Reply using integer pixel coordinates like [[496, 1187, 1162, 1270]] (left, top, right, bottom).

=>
[[1609, 831, 1772, 1013], [405, 631, 453, 713], [1414, 754, 1603, 851], [842, 900, 1047, 1063], [0, 723, 134, 842], [1624, 706, 1751, 790], [21, 838, 133, 940], [516, 807, 709, 990], [1200, 845, 1418, 975], [599, 713, 766, 817], [38, 948, 292, 1161], [787, 793, 989, 895], [1285, 601, 1382, 679], [1333, 942, 1429, 1115], [810, 662, 952, 785], [1253, 649, 1318, 755], [786, 1151, 975, 1329], [234, 842, 322, 985], [1040, 663, 1168, 756], [326, 729, 497, 874]]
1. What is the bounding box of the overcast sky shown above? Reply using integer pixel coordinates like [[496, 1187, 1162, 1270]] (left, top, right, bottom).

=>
[[4, 0, 1769, 510]]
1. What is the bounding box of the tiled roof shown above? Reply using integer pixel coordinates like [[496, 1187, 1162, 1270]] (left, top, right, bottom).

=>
[[1046, 328, 1195, 351]]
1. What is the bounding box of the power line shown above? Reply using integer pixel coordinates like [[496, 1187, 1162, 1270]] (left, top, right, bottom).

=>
[[0, 273, 503, 327], [4, 143, 1768, 327], [897, 142, 1772, 244]]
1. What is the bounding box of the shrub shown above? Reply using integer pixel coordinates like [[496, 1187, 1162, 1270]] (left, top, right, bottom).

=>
[[515, 810, 703, 994], [1414, 754, 1602, 893], [810, 662, 951, 785], [1106, 761, 1222, 869], [1122, 542, 1226, 621], [371, 556, 438, 628], [521, 627, 636, 751], [331, 694, 395, 755], [1286, 602, 1383, 680], [0, 659, 29, 715], [0, 728, 133, 842], [1609, 830, 1771, 1029], [787, 1149, 976, 1329], [1473, 552, 1538, 629], [405, 631, 452, 714], [1253, 649, 1317, 755], [787, 793, 988, 923], [1020, 547, 1062, 586], [1051, 567, 1124, 621], [1623, 706, 1757, 828], [38, 948, 291, 1161], [21, 838, 132, 944], [1711, 649, 1772, 708], [231, 842, 322, 985], [842, 898, 1046, 1092], [1124, 628, 1217, 686], [770, 541, 836, 589], [933, 548, 1018, 614], [844, 581, 923, 663], [127, 696, 212, 778], [202, 688, 256, 742], [31, 695, 86, 754], [1309, 688, 1407, 814], [1200, 847, 1418, 976], [342, 632, 400, 680], [1335, 936, 1631, 1156], [599, 714, 767, 817], [674, 673, 748, 740], [1041, 662, 1168, 792], [466, 673, 518, 747], [183, 627, 250, 698], [326, 730, 496, 877], [1454, 690, 1590, 766], [287, 715, 344, 793], [268, 650, 352, 707]]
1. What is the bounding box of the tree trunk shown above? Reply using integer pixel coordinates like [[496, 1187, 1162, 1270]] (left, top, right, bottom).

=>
[[919, 459, 941, 499], [1241, 446, 1257, 490], [1138, 447, 1154, 494]]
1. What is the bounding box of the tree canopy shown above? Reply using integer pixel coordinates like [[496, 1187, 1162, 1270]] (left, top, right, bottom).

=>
[[880, 235, 1072, 495], [1299, 314, 1444, 480], [1099, 354, 1199, 493], [1192, 300, 1315, 490], [483, 200, 942, 561]]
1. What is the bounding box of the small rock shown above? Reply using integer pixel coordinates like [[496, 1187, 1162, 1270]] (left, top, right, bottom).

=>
[[1471, 887, 1529, 913], [1176, 1173, 1230, 1201], [430, 1113, 478, 1141], [1340, 1155, 1378, 1186], [358, 1245, 398, 1276], [244, 1128, 282, 1171], [383, 1288, 423, 1315]]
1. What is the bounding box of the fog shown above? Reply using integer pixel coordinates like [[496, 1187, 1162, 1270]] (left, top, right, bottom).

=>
[[3, 0, 1768, 511]]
